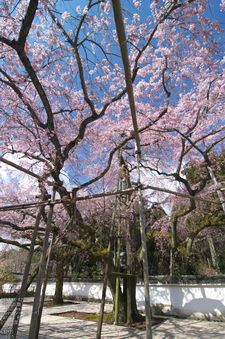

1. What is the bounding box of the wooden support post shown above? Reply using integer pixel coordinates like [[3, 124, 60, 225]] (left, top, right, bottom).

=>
[[0, 265, 39, 331], [10, 206, 44, 339], [110, 0, 152, 335], [28, 189, 55, 339], [126, 221, 132, 326], [96, 180, 119, 339], [114, 175, 122, 325], [114, 230, 121, 325], [0, 183, 220, 212], [207, 166, 225, 215], [135, 144, 152, 339], [35, 231, 56, 339], [96, 272, 108, 339]]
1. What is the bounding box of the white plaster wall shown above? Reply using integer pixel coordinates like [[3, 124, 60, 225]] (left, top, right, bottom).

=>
[[136, 283, 225, 316], [3, 282, 225, 317], [44, 282, 112, 300], [2, 283, 21, 293]]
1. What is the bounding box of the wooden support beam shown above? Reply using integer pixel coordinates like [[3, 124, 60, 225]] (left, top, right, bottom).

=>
[[0, 184, 221, 212]]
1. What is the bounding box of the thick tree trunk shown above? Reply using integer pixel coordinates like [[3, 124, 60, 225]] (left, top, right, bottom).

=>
[[107, 263, 143, 323], [127, 221, 144, 322], [107, 271, 127, 323], [130, 276, 144, 322], [207, 234, 220, 274], [53, 258, 64, 305]]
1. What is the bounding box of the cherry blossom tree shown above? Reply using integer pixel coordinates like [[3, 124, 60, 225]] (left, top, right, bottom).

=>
[[145, 151, 225, 276], [0, 0, 225, 325]]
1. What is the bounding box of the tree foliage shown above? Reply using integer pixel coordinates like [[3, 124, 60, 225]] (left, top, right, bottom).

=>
[[0, 0, 225, 320]]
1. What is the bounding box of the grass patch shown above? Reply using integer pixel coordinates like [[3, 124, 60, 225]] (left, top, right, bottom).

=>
[[83, 312, 113, 322]]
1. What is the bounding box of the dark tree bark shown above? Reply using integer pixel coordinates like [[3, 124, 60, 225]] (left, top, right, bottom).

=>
[[106, 261, 143, 323], [107, 271, 127, 323], [53, 256, 64, 305]]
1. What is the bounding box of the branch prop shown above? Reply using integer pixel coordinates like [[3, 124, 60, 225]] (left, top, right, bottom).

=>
[[207, 166, 225, 215], [111, 0, 141, 154], [0, 265, 39, 330], [0, 183, 221, 212], [35, 231, 56, 339], [28, 189, 55, 339], [10, 206, 44, 339], [96, 178, 119, 339], [170, 129, 225, 215], [0, 156, 65, 191], [0, 156, 41, 180], [111, 0, 152, 337]]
